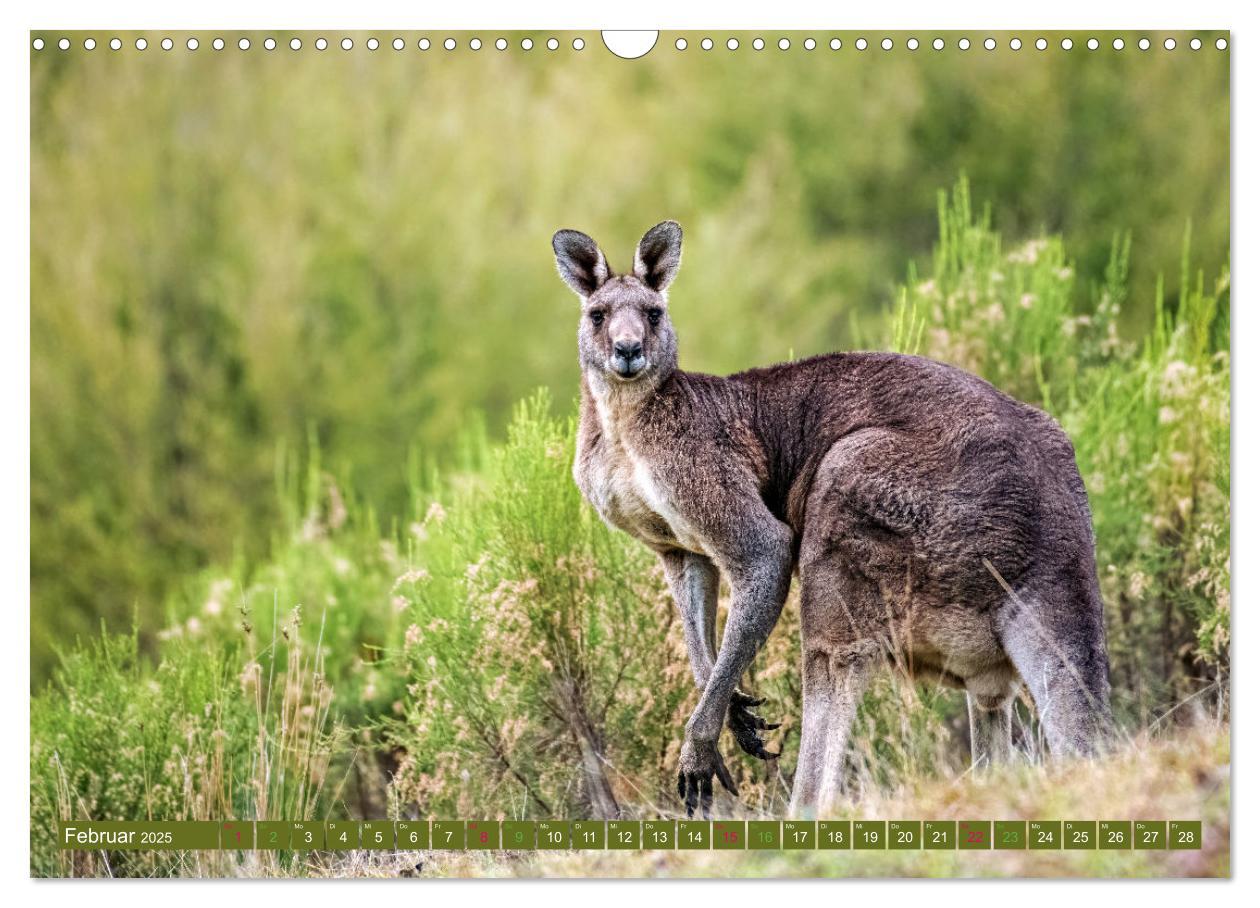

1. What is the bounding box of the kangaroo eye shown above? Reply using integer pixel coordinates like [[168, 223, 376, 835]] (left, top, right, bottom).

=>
[[646, 308, 663, 327], [588, 310, 605, 327]]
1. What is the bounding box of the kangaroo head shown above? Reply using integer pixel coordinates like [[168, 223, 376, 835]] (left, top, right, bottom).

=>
[[552, 221, 682, 388]]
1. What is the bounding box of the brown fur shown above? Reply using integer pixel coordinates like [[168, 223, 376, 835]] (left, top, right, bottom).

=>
[[553, 222, 1112, 817]]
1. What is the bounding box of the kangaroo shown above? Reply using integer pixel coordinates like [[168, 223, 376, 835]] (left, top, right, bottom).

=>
[[552, 221, 1112, 817]]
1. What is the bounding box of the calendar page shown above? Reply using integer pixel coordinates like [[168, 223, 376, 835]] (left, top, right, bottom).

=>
[[27, 22, 1230, 881]]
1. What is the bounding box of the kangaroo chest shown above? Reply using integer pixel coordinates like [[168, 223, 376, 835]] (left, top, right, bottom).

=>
[[576, 411, 706, 555]]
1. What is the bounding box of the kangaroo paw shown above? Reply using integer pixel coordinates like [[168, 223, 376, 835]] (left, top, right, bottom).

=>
[[728, 690, 781, 761], [677, 736, 737, 818]]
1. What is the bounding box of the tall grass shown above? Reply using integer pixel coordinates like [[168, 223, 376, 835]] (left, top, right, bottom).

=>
[[31, 604, 344, 876]]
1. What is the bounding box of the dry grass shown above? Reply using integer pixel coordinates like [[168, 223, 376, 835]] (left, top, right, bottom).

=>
[[280, 724, 1229, 879]]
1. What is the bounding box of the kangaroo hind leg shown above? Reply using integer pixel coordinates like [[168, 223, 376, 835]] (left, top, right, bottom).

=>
[[998, 579, 1112, 758], [790, 549, 883, 817]]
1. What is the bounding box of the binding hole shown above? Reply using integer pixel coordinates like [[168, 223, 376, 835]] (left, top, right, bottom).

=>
[[600, 31, 656, 58]]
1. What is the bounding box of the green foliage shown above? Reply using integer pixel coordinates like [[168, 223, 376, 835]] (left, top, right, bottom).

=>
[[385, 391, 694, 819], [29, 36, 1230, 679]]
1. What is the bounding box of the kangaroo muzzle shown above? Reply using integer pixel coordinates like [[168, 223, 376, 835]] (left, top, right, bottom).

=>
[[611, 342, 646, 378]]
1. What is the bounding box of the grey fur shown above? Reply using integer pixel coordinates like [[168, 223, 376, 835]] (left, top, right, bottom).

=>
[[552, 221, 1113, 817]]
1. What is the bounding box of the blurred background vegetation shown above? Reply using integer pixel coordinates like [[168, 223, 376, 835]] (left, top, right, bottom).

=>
[[31, 32, 1228, 679], [30, 32, 1230, 876]]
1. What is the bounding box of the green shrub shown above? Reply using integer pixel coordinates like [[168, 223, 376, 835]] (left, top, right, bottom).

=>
[[385, 392, 695, 819]]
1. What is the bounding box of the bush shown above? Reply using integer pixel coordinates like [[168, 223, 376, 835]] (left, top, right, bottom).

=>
[[385, 392, 695, 819]]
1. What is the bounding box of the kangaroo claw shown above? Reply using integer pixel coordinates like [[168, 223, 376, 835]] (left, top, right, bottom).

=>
[[728, 690, 781, 760]]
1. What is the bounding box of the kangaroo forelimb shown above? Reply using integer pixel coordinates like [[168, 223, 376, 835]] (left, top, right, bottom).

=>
[[662, 548, 784, 765], [677, 519, 793, 815]]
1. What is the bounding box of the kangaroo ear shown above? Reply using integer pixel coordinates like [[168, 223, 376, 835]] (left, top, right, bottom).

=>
[[633, 220, 683, 293], [552, 229, 611, 298]]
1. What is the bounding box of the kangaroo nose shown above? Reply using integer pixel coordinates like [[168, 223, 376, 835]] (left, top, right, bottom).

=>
[[614, 340, 643, 361]]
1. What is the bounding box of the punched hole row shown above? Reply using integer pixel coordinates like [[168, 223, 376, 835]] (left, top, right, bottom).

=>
[[32, 35, 1228, 53], [673, 35, 1225, 52], [32, 35, 586, 52]]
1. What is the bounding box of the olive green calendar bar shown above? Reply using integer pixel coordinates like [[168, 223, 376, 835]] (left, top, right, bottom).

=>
[[58, 819, 1204, 851]]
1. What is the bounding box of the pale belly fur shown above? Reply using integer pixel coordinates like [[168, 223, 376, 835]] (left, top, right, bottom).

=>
[[582, 446, 707, 554]]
